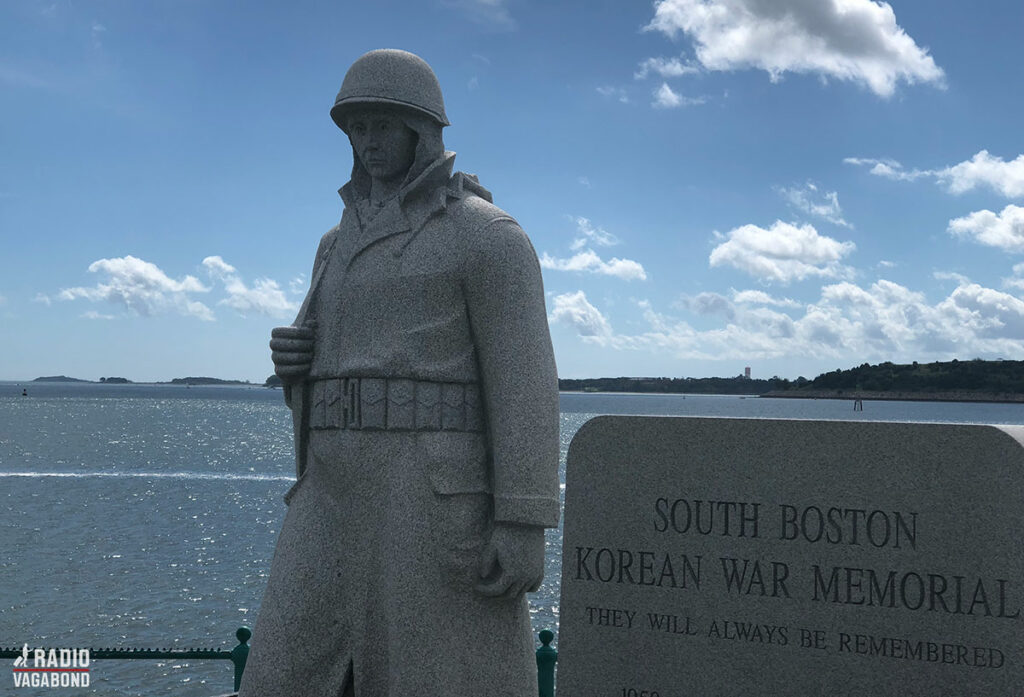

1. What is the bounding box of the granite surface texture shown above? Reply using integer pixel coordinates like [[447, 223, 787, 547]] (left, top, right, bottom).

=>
[[242, 49, 559, 697], [559, 416, 1024, 696]]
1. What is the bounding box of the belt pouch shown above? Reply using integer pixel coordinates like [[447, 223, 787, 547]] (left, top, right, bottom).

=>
[[343, 378, 361, 429], [360, 378, 387, 430], [441, 383, 465, 431], [416, 381, 441, 430], [464, 384, 483, 432], [324, 379, 342, 429], [310, 380, 326, 430], [387, 379, 415, 430]]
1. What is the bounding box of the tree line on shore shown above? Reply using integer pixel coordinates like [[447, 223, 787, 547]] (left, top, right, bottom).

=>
[[558, 359, 1024, 397], [800, 359, 1024, 395]]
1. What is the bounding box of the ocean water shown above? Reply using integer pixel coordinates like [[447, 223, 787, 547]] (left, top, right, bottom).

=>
[[2, 382, 1024, 695]]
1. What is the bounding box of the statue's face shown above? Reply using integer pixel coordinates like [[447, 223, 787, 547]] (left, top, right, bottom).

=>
[[347, 109, 418, 183]]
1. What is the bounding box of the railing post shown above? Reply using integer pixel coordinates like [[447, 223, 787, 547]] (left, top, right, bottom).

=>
[[231, 627, 251, 691], [536, 629, 556, 697]]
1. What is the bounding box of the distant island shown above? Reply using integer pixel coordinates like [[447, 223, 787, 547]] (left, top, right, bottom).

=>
[[30, 375, 250, 386], [164, 377, 252, 386], [32, 375, 92, 383], [561, 359, 1024, 403]]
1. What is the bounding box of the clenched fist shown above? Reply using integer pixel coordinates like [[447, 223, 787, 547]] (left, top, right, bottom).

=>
[[475, 523, 546, 599], [270, 324, 315, 385]]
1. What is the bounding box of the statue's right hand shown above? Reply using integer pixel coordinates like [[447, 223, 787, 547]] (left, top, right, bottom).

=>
[[270, 325, 315, 385]]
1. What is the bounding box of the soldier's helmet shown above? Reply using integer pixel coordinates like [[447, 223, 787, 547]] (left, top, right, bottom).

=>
[[330, 49, 449, 133]]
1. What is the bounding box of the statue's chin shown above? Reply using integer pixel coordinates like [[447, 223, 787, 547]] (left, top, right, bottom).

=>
[[363, 161, 410, 183]]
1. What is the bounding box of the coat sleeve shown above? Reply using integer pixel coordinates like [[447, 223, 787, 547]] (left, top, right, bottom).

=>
[[283, 227, 337, 411], [464, 215, 560, 528]]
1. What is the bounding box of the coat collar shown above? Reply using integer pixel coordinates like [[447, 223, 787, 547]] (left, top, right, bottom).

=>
[[338, 151, 456, 214], [336, 153, 460, 265]]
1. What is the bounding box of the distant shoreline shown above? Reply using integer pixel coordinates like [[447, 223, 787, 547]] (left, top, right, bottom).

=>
[[28, 375, 263, 387], [761, 390, 1024, 404], [8, 381, 1024, 404], [559, 387, 1024, 404]]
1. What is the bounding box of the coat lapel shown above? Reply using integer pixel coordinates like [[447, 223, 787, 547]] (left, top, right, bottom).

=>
[[337, 153, 458, 269], [341, 202, 412, 269]]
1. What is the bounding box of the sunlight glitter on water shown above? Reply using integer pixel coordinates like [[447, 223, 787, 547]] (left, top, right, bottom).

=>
[[0, 471, 295, 481]]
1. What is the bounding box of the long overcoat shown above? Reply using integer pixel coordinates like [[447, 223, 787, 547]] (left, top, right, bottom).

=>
[[239, 152, 560, 697]]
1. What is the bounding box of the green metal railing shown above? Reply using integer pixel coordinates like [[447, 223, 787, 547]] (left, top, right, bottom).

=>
[[1, 627, 251, 692], [536, 628, 558, 697], [2, 626, 556, 695]]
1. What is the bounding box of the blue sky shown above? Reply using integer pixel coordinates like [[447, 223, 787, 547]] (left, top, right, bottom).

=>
[[3, 0, 1024, 383]]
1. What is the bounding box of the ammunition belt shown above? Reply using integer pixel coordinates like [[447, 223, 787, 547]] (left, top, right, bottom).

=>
[[308, 377, 484, 432]]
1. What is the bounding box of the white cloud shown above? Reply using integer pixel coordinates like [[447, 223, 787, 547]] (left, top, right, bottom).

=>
[[81, 310, 115, 320], [947, 205, 1024, 253], [1005, 265, 1024, 293], [548, 291, 613, 339], [202, 256, 300, 318], [843, 157, 932, 182], [938, 151, 1024, 198], [578, 176, 592, 189], [709, 221, 856, 283], [653, 82, 682, 108], [847, 151, 1024, 198], [91, 20, 106, 50], [550, 278, 1024, 363], [570, 216, 618, 250], [934, 271, 970, 285], [597, 85, 630, 103], [33, 293, 52, 306], [55, 254, 299, 321], [540, 250, 647, 281], [644, 0, 944, 97], [289, 274, 308, 295], [652, 82, 705, 108], [943, 282, 1024, 340], [877, 260, 896, 269], [442, 0, 515, 30], [778, 182, 851, 227], [731, 289, 801, 308], [635, 56, 701, 79], [202, 255, 236, 276], [543, 217, 645, 280], [59, 255, 214, 321], [676, 292, 736, 319]]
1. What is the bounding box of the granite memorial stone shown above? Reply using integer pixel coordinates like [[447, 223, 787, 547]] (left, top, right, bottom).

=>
[[239, 49, 560, 697], [559, 416, 1024, 696]]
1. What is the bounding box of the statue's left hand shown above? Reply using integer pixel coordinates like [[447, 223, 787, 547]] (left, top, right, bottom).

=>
[[475, 523, 545, 599]]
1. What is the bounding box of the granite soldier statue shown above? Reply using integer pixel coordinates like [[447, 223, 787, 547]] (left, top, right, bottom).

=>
[[239, 49, 560, 696]]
